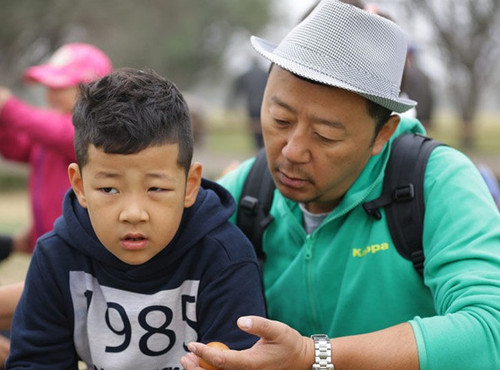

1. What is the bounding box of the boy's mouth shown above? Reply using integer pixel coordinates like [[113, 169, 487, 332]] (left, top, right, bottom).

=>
[[123, 233, 146, 241], [121, 233, 148, 250]]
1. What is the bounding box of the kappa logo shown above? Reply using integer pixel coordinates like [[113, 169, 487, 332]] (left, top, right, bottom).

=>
[[352, 243, 389, 257]]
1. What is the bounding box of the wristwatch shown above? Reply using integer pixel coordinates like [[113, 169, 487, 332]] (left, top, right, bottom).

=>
[[311, 334, 334, 370]]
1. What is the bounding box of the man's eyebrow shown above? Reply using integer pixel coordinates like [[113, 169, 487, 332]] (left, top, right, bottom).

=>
[[270, 95, 297, 114], [270, 95, 346, 130], [310, 114, 346, 130]]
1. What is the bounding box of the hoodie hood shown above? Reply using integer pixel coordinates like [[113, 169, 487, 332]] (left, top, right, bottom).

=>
[[54, 178, 236, 278]]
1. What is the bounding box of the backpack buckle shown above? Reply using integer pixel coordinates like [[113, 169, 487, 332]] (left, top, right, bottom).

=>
[[394, 184, 414, 202], [240, 195, 259, 213]]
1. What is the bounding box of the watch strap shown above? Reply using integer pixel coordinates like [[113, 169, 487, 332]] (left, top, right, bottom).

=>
[[311, 334, 334, 370]]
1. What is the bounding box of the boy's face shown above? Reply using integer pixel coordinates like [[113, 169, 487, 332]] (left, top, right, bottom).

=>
[[68, 143, 201, 265]]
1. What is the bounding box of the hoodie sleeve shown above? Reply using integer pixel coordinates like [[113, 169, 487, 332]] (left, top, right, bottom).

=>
[[194, 229, 267, 350], [7, 239, 79, 369], [0, 98, 33, 162]]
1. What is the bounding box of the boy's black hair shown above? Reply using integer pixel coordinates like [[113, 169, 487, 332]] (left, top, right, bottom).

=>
[[73, 67, 193, 173]]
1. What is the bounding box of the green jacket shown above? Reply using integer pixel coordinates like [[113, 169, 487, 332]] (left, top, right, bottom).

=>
[[218, 116, 500, 369]]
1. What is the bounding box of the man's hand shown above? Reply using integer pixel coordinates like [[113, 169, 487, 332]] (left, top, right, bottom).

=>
[[180, 316, 314, 370]]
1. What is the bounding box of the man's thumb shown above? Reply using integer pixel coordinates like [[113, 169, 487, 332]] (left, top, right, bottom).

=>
[[237, 316, 280, 340]]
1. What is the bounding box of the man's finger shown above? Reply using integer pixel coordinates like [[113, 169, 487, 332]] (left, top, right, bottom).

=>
[[186, 342, 228, 369], [237, 315, 287, 341], [180, 352, 203, 370]]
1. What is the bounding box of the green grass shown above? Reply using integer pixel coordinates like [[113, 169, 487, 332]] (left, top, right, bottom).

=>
[[427, 111, 500, 155]]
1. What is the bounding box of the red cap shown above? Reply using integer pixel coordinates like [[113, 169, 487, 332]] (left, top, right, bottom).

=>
[[24, 43, 112, 88]]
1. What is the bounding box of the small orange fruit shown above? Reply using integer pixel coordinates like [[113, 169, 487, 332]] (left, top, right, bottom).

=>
[[198, 341, 230, 370]]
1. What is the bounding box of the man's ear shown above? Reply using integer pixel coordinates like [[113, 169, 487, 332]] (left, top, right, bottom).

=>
[[184, 162, 202, 208], [68, 163, 88, 209], [371, 114, 400, 156]]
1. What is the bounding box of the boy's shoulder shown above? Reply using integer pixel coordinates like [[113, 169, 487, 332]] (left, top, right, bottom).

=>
[[190, 208, 258, 267]]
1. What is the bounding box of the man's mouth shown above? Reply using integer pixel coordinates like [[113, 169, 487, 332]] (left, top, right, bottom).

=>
[[277, 169, 309, 189]]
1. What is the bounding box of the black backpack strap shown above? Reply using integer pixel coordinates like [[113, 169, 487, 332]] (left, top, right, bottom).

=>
[[363, 133, 443, 276], [237, 148, 275, 262]]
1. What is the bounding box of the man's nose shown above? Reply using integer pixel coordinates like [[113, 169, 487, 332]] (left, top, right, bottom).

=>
[[281, 126, 311, 163]]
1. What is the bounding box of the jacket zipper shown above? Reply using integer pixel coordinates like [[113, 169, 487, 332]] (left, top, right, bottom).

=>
[[305, 234, 321, 333]]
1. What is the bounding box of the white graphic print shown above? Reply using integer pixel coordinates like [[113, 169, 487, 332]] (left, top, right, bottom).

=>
[[70, 271, 199, 370]]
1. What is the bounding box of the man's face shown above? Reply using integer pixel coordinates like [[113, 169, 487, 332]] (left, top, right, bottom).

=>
[[260, 66, 397, 214], [69, 143, 201, 265]]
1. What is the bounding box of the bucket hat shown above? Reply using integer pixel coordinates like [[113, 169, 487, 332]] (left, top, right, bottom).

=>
[[24, 43, 112, 88], [251, 0, 416, 113]]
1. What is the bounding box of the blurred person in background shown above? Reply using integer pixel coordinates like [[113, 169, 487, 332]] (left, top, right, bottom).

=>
[[401, 45, 435, 130], [0, 43, 111, 369], [0, 43, 112, 260], [228, 57, 268, 149]]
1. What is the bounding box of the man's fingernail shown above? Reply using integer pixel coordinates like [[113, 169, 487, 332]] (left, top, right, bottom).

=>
[[187, 343, 197, 353], [238, 316, 252, 329]]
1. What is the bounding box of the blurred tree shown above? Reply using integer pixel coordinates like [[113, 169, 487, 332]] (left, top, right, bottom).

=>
[[0, 0, 271, 91], [404, 0, 500, 148]]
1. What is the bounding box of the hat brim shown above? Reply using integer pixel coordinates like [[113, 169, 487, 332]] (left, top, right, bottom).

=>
[[251, 36, 416, 113], [24, 65, 78, 89]]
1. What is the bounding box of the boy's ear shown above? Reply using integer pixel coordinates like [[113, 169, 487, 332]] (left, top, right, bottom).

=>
[[184, 162, 202, 208], [68, 163, 88, 209], [371, 114, 400, 156]]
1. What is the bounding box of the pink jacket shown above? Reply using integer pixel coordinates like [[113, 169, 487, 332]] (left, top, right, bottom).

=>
[[0, 97, 76, 251]]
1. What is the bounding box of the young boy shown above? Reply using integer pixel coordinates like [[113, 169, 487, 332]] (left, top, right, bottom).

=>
[[6, 68, 266, 369]]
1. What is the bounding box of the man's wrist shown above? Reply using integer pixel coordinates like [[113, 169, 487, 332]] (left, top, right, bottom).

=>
[[311, 334, 334, 369]]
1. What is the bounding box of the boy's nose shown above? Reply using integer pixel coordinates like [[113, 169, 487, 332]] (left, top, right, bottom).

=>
[[119, 201, 149, 224]]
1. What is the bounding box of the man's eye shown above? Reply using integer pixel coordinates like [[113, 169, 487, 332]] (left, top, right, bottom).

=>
[[315, 132, 337, 143], [274, 119, 289, 126], [100, 187, 118, 194]]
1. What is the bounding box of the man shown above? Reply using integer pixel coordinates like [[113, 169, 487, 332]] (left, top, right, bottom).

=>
[[181, 1, 500, 369]]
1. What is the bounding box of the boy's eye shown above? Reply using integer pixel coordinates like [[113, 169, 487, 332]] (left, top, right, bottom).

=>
[[149, 187, 166, 192], [100, 187, 118, 194]]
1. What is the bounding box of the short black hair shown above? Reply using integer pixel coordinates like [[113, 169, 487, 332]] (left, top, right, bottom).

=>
[[366, 99, 392, 136], [73, 68, 193, 173]]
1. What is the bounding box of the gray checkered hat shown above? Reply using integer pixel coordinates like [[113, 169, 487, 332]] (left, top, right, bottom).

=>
[[251, 0, 416, 113]]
